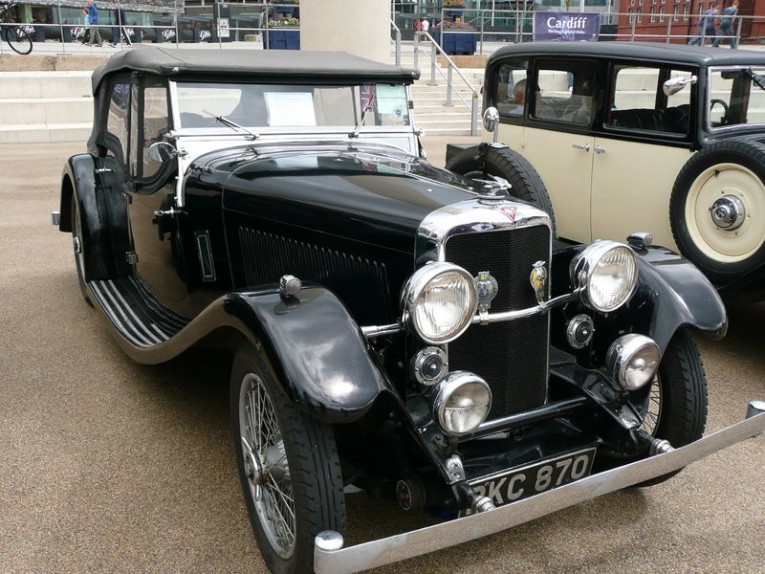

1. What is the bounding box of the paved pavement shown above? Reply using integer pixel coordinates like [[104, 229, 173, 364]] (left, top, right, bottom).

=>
[[1, 140, 764, 574]]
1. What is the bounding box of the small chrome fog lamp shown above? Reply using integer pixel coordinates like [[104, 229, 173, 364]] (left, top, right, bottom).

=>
[[566, 314, 595, 349], [401, 262, 478, 344], [571, 240, 638, 312], [413, 347, 448, 386], [433, 371, 492, 436], [606, 334, 661, 391]]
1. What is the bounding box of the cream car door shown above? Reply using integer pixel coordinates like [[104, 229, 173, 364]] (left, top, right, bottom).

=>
[[519, 61, 599, 244], [591, 138, 692, 250], [590, 65, 696, 251], [520, 127, 594, 244]]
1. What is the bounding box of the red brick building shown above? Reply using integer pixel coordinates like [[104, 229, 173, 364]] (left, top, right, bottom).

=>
[[616, 0, 765, 44]]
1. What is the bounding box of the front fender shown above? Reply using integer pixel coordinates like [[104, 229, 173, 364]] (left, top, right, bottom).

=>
[[225, 285, 394, 424], [553, 242, 727, 352], [632, 245, 727, 348]]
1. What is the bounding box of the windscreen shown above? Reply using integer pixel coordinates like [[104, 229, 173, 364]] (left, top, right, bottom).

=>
[[174, 82, 411, 130]]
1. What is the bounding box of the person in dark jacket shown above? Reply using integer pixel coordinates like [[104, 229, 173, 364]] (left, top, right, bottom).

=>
[[85, 0, 103, 46], [713, 0, 739, 48], [689, 5, 719, 46], [110, 1, 130, 46]]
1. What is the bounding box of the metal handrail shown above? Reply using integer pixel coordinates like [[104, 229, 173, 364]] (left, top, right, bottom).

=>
[[415, 30, 481, 136], [390, 19, 401, 67]]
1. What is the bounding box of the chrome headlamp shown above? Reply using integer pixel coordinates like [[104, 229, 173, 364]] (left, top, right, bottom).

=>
[[570, 240, 638, 312], [606, 334, 661, 391], [433, 371, 492, 436], [401, 262, 478, 344]]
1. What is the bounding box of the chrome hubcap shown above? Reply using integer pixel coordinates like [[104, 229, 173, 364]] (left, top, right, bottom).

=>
[[710, 194, 745, 231]]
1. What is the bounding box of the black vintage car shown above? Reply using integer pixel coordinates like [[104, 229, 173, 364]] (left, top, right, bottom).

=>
[[447, 42, 765, 302], [54, 48, 765, 574]]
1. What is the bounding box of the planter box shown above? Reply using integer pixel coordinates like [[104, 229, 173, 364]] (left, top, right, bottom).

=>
[[432, 30, 477, 55], [266, 28, 300, 50]]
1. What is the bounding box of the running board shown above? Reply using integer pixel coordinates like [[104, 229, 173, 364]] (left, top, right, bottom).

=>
[[89, 277, 190, 349]]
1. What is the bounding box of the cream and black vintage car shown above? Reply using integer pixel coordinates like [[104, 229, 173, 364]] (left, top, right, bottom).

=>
[[448, 42, 765, 302], [54, 48, 765, 574]]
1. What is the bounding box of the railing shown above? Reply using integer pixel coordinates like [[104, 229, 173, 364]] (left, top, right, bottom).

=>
[[5, 9, 765, 57], [415, 30, 481, 136]]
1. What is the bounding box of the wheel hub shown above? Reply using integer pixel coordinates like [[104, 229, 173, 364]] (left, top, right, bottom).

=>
[[710, 194, 745, 231], [242, 437, 265, 496]]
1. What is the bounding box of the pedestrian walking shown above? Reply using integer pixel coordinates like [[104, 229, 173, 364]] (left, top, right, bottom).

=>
[[713, 0, 739, 48], [85, 0, 103, 46], [689, 6, 719, 46], [110, 1, 131, 46]]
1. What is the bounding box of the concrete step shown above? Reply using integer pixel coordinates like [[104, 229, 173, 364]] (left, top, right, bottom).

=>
[[0, 71, 91, 99], [0, 122, 91, 143]]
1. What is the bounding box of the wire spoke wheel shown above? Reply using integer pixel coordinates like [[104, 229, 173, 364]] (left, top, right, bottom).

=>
[[239, 372, 296, 558], [640, 376, 663, 437], [231, 346, 345, 573]]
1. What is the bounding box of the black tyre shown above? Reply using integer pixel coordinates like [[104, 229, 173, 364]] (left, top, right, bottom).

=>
[[447, 144, 556, 234], [6, 26, 33, 55], [231, 345, 345, 574], [637, 328, 708, 486], [670, 140, 765, 284], [70, 194, 92, 306]]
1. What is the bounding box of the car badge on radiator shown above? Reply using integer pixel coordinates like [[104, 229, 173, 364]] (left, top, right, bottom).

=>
[[475, 271, 498, 324], [530, 261, 548, 305]]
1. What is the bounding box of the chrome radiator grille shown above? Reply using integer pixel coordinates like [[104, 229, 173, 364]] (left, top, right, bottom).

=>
[[445, 225, 551, 419]]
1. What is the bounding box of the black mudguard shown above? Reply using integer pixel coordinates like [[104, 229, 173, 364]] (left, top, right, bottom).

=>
[[225, 286, 394, 424], [60, 154, 113, 281], [634, 245, 727, 348], [552, 242, 727, 353]]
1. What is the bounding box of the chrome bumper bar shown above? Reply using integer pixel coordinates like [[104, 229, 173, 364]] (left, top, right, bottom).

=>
[[314, 402, 765, 574]]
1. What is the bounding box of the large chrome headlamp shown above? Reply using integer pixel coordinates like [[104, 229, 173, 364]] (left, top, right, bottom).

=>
[[401, 262, 478, 344], [433, 371, 492, 436], [570, 240, 638, 312], [606, 334, 660, 391]]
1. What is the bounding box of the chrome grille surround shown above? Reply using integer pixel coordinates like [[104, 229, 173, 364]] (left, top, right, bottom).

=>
[[417, 198, 554, 420]]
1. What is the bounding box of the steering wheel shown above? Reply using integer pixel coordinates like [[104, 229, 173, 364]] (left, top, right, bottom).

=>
[[710, 98, 729, 123]]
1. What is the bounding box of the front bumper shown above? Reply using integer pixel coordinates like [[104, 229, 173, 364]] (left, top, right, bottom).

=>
[[314, 401, 765, 574]]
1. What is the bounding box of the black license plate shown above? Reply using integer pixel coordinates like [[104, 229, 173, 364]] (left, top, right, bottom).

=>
[[466, 448, 596, 510]]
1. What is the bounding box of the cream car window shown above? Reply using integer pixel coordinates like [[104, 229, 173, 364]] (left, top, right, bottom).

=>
[[607, 66, 691, 136]]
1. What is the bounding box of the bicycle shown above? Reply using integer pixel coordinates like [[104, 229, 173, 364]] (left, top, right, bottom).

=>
[[0, 2, 33, 55]]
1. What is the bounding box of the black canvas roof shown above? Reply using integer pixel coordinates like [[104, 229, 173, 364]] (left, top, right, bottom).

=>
[[92, 48, 420, 94], [489, 41, 765, 68]]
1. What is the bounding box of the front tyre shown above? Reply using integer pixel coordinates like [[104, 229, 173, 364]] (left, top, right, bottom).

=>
[[671, 141, 765, 284], [637, 328, 708, 486], [231, 345, 345, 574]]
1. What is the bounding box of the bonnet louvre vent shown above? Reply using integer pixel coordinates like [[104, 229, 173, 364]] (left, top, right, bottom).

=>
[[238, 226, 390, 324]]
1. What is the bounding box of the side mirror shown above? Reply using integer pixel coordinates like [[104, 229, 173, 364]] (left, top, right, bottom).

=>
[[148, 141, 178, 163], [483, 107, 500, 142], [663, 75, 698, 97]]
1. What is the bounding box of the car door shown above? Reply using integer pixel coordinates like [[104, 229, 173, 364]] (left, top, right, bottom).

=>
[[519, 59, 600, 244], [590, 64, 696, 250], [125, 79, 189, 305]]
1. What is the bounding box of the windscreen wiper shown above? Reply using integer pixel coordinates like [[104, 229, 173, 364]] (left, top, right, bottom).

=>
[[203, 110, 260, 139]]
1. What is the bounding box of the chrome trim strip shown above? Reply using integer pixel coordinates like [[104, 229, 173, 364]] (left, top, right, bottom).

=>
[[314, 410, 765, 574], [418, 199, 553, 263], [361, 323, 401, 338]]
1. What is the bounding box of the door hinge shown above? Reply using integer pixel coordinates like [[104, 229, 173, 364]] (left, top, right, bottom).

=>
[[126, 251, 138, 264]]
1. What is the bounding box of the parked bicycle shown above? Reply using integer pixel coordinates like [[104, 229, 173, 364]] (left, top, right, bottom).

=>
[[0, 2, 33, 55]]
